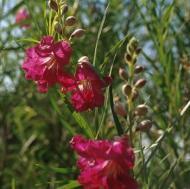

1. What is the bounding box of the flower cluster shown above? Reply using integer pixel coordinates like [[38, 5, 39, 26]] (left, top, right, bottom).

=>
[[20, 2, 139, 188], [71, 135, 138, 189], [22, 36, 111, 111]]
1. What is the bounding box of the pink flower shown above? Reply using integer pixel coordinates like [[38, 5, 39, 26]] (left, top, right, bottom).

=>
[[70, 135, 138, 189], [22, 36, 72, 93], [15, 8, 30, 28], [60, 56, 111, 111]]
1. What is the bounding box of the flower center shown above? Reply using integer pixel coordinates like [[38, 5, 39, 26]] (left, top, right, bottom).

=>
[[105, 160, 123, 178], [78, 80, 92, 91], [44, 55, 57, 70]]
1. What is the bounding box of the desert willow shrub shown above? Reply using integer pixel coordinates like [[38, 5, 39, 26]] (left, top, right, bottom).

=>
[[1, 0, 190, 189]]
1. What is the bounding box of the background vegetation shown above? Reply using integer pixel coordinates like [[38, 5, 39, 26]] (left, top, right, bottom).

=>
[[1, 0, 190, 188]]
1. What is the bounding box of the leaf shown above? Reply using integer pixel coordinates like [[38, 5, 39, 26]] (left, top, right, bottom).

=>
[[16, 38, 39, 43], [72, 112, 94, 138], [109, 86, 124, 136], [57, 180, 80, 189]]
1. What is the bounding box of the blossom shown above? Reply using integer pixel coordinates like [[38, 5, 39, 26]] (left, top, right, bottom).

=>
[[70, 135, 138, 189], [22, 36, 72, 92], [60, 56, 111, 111], [15, 8, 30, 28]]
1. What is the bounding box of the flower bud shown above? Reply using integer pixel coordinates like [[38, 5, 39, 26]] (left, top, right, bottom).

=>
[[65, 16, 77, 26], [62, 4, 68, 14], [136, 48, 142, 54], [71, 29, 85, 38], [114, 102, 127, 117], [131, 89, 138, 101], [124, 53, 132, 63], [48, 0, 58, 12], [136, 120, 152, 132], [119, 68, 128, 80], [54, 22, 63, 34], [78, 56, 90, 64], [135, 79, 146, 88], [134, 65, 144, 74], [122, 84, 132, 96], [135, 104, 148, 116]]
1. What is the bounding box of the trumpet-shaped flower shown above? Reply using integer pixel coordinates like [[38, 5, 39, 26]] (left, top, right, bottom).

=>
[[70, 135, 138, 189], [59, 57, 111, 111], [22, 36, 72, 92]]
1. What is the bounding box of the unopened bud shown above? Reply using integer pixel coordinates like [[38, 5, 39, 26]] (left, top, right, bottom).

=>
[[122, 84, 132, 96], [62, 4, 68, 14], [114, 102, 127, 117], [71, 29, 85, 38], [136, 48, 142, 54], [131, 89, 138, 101], [78, 56, 90, 64], [134, 65, 144, 74], [119, 68, 128, 80], [124, 53, 132, 63], [135, 79, 146, 88], [48, 0, 58, 12], [136, 120, 152, 132], [135, 104, 148, 116], [65, 16, 77, 26], [55, 22, 63, 34]]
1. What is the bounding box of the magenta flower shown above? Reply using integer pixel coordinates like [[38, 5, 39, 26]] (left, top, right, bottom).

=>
[[15, 8, 30, 28], [70, 135, 138, 189], [60, 56, 111, 111], [22, 36, 72, 92]]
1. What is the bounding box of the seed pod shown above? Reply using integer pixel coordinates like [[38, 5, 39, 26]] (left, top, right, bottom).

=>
[[48, 0, 58, 12], [71, 29, 85, 38], [62, 4, 68, 14], [135, 79, 146, 88], [119, 68, 128, 80], [114, 102, 127, 117], [65, 16, 77, 26], [78, 56, 90, 64], [134, 65, 144, 74], [122, 84, 132, 96], [136, 120, 152, 132], [135, 104, 148, 116]]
